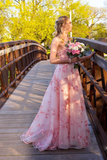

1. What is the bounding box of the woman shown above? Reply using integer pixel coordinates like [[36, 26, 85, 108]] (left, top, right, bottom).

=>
[[20, 16, 95, 152]]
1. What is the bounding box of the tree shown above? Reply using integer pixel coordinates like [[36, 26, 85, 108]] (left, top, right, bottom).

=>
[[92, 23, 107, 40], [0, 0, 107, 44], [0, 0, 13, 42], [57, 0, 107, 39], [87, 6, 107, 39], [7, 0, 58, 44]]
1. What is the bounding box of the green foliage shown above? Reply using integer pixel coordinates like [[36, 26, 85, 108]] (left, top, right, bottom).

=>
[[47, 49, 50, 55], [0, 0, 107, 44], [0, 0, 13, 42], [65, 44, 69, 47], [92, 23, 107, 40]]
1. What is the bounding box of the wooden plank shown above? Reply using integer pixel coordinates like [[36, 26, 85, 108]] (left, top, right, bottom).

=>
[[85, 50, 107, 71], [0, 113, 36, 119], [0, 128, 27, 134], [0, 140, 33, 148], [0, 40, 46, 53], [0, 43, 46, 56], [0, 119, 35, 124], [0, 154, 104, 160], [0, 147, 99, 156], [0, 134, 21, 141], [0, 123, 31, 128]]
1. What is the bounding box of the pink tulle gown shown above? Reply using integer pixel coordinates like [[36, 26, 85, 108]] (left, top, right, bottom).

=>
[[20, 46, 91, 151]]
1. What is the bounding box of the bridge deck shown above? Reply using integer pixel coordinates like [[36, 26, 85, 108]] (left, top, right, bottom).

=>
[[0, 60, 104, 160]]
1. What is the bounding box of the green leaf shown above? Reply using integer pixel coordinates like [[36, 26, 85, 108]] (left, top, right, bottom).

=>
[[74, 64, 78, 69], [82, 51, 87, 55], [69, 55, 74, 58], [73, 54, 79, 57], [67, 52, 74, 58], [78, 54, 82, 57], [65, 44, 68, 47]]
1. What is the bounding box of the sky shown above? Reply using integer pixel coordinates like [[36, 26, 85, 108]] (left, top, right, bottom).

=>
[[86, 0, 105, 8]]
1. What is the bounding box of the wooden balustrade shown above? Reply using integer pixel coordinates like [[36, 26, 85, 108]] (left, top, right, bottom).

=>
[[74, 37, 107, 157], [0, 40, 47, 102]]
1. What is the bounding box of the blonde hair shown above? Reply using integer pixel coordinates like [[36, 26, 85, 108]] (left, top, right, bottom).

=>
[[53, 16, 69, 43]]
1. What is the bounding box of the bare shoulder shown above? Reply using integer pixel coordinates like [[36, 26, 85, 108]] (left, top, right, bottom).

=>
[[51, 37, 60, 45]]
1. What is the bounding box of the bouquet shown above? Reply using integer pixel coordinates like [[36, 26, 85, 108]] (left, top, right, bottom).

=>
[[65, 39, 90, 69]]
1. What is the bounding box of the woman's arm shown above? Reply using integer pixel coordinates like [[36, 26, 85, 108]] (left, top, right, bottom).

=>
[[78, 52, 96, 62], [50, 37, 69, 64], [50, 38, 79, 64]]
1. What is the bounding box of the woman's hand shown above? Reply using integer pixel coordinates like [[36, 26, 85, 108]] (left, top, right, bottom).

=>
[[89, 51, 96, 58], [72, 51, 96, 62]]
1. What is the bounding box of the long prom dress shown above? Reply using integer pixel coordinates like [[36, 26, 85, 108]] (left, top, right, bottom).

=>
[[20, 46, 91, 151]]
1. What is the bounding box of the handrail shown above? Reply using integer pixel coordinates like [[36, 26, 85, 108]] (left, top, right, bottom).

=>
[[0, 40, 43, 48], [74, 37, 107, 54], [0, 43, 47, 56], [85, 50, 107, 71], [74, 37, 107, 158]]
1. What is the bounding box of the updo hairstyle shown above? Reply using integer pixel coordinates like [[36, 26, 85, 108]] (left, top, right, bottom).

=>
[[53, 16, 70, 42]]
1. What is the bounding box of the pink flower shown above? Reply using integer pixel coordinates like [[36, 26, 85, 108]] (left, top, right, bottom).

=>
[[75, 42, 80, 45], [71, 43, 76, 47], [67, 48, 72, 52], [72, 50, 80, 55]]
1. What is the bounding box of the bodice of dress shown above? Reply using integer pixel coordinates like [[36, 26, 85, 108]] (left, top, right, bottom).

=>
[[57, 46, 69, 60], [56, 45, 75, 70]]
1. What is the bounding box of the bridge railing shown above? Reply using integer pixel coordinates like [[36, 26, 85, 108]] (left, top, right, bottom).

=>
[[0, 40, 47, 101], [74, 38, 107, 157]]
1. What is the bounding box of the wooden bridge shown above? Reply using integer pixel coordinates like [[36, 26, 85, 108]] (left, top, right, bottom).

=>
[[0, 39, 107, 160]]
